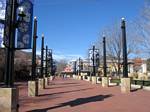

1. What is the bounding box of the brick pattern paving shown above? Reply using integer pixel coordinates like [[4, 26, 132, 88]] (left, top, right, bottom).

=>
[[19, 77, 150, 112]]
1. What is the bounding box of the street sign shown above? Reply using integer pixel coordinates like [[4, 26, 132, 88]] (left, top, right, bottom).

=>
[[0, 0, 6, 48], [4, 0, 13, 47], [0, 0, 6, 20], [0, 24, 4, 47], [89, 49, 99, 67], [17, 0, 33, 49]]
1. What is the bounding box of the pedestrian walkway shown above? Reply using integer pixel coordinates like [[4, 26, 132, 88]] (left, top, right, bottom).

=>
[[19, 77, 150, 112]]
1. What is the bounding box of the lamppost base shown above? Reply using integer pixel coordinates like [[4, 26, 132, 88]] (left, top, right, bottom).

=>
[[102, 77, 109, 87], [91, 76, 97, 84], [81, 76, 83, 80], [75, 75, 78, 79], [78, 75, 81, 80], [38, 78, 44, 90], [72, 75, 76, 79], [28, 80, 38, 97], [47, 77, 51, 85], [49, 76, 53, 81], [83, 75, 86, 81], [121, 77, 131, 93], [44, 77, 48, 88], [0, 87, 19, 112]]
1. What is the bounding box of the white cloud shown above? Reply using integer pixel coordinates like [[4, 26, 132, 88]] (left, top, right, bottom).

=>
[[53, 53, 84, 61], [22, 50, 85, 61], [36, 50, 41, 55]]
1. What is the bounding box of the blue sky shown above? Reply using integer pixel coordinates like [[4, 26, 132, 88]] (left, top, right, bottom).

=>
[[33, 0, 144, 60]]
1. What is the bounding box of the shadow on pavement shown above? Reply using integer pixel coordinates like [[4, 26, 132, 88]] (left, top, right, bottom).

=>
[[45, 84, 83, 89], [51, 82, 79, 85], [28, 94, 113, 112], [38, 88, 93, 97], [20, 96, 61, 107], [131, 88, 142, 92]]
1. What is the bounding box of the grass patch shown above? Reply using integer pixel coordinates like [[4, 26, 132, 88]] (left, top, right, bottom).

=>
[[110, 79, 150, 86], [131, 80, 150, 86], [110, 79, 121, 84]]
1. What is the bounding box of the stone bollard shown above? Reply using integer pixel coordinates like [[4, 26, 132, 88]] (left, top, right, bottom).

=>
[[75, 75, 78, 79], [78, 76, 81, 80], [0, 87, 19, 112], [121, 78, 131, 93], [81, 75, 83, 80], [102, 77, 109, 87], [28, 80, 38, 97], [49, 76, 53, 81], [83, 76, 86, 81], [91, 76, 97, 84], [44, 77, 48, 88], [47, 77, 51, 85], [38, 78, 44, 90]]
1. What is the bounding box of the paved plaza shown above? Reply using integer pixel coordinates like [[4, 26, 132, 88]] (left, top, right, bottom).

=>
[[19, 77, 150, 112]]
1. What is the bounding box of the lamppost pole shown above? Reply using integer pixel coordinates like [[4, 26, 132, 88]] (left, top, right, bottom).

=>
[[121, 18, 128, 78], [78, 58, 81, 77], [103, 36, 107, 77], [45, 45, 48, 77], [50, 50, 53, 76], [40, 34, 44, 78], [92, 45, 96, 76], [5, 0, 17, 87], [31, 17, 37, 80], [74, 61, 77, 75]]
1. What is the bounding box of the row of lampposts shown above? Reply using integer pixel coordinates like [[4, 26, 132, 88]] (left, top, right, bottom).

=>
[[73, 18, 129, 92], [72, 46, 99, 82], [32, 17, 55, 79], [43, 46, 54, 77], [31, 17, 54, 81], [0, 0, 55, 110]]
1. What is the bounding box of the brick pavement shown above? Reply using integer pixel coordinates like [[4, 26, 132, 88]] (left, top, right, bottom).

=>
[[19, 77, 150, 112]]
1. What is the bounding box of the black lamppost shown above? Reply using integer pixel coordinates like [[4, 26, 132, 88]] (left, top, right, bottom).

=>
[[4, 0, 26, 87], [89, 45, 99, 81], [78, 58, 81, 77], [89, 45, 99, 76], [46, 49, 52, 76], [31, 17, 37, 80], [45, 45, 48, 77], [121, 18, 128, 78], [74, 61, 77, 75], [103, 36, 107, 77], [92, 46, 96, 77], [49, 50, 53, 76], [40, 34, 44, 78]]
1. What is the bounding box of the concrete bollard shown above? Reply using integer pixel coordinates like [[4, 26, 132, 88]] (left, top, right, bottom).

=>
[[91, 76, 97, 84], [28, 80, 38, 97], [0, 87, 19, 112], [121, 78, 131, 93], [102, 77, 109, 87], [38, 78, 44, 90]]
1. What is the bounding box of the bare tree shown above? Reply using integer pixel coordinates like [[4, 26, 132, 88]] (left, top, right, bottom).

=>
[[56, 59, 68, 75], [134, 0, 150, 56], [96, 21, 138, 76]]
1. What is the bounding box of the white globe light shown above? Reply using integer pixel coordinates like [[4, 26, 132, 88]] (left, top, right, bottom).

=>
[[121, 17, 125, 21], [34, 16, 37, 20], [18, 6, 24, 12]]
